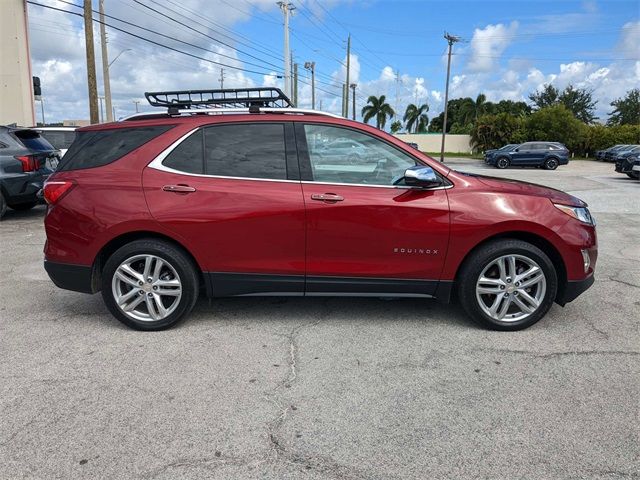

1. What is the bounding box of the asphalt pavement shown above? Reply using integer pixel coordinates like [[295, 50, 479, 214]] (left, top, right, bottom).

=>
[[0, 159, 638, 479]]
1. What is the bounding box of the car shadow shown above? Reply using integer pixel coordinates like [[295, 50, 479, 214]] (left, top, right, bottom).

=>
[[0, 204, 46, 221]]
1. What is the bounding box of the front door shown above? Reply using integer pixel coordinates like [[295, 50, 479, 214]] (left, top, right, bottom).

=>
[[296, 123, 450, 296], [143, 122, 306, 296]]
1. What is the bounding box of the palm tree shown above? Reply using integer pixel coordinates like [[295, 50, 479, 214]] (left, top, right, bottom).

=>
[[361, 95, 395, 130], [403, 103, 429, 133], [460, 94, 489, 124]]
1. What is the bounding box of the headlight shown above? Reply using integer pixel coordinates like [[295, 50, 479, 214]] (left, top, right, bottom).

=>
[[554, 204, 596, 225]]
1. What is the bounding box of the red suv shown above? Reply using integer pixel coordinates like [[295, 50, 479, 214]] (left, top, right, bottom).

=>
[[43, 88, 597, 331]]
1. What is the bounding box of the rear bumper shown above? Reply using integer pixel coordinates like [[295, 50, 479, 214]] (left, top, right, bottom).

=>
[[1, 171, 49, 204], [556, 274, 595, 306], [44, 260, 95, 294]]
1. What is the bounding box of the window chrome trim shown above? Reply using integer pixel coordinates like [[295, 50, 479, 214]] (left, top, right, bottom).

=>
[[301, 180, 453, 190], [147, 127, 299, 184]]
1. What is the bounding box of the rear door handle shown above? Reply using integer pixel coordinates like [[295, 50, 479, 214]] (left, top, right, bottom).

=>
[[162, 184, 196, 193], [311, 193, 344, 202]]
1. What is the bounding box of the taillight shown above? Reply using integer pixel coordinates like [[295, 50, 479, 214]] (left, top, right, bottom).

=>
[[15, 155, 38, 172], [43, 180, 75, 204]]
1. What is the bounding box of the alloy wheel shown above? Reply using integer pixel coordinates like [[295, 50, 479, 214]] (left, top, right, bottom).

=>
[[475, 254, 547, 322], [111, 254, 182, 322]]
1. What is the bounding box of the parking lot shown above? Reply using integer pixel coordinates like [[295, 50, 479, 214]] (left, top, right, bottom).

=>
[[0, 159, 637, 479]]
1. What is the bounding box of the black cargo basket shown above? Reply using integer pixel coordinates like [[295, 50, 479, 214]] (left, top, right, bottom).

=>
[[145, 87, 293, 111]]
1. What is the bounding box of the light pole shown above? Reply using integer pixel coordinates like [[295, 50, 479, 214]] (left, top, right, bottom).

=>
[[133, 100, 140, 113], [109, 48, 131, 67], [304, 61, 315, 109], [350, 83, 357, 120], [39, 98, 45, 125], [440, 32, 461, 163], [277, 2, 295, 99], [98, 95, 105, 123]]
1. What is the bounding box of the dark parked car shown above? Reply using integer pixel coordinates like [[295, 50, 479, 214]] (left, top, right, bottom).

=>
[[486, 142, 569, 170], [632, 158, 640, 179], [405, 142, 419, 150], [42, 88, 597, 332], [0, 126, 58, 218], [484, 144, 519, 164], [604, 144, 635, 162], [616, 153, 640, 179], [595, 144, 624, 161]]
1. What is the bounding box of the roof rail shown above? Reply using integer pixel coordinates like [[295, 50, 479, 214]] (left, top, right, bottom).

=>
[[145, 87, 293, 110], [121, 107, 342, 121]]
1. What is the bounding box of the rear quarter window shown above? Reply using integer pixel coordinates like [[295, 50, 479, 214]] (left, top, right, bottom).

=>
[[58, 125, 173, 171], [13, 130, 54, 151]]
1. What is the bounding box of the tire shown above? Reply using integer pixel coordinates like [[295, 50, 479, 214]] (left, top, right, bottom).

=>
[[495, 157, 510, 169], [101, 239, 199, 331], [626, 172, 639, 179], [543, 157, 559, 170], [0, 191, 6, 220], [9, 201, 37, 211], [457, 239, 558, 331]]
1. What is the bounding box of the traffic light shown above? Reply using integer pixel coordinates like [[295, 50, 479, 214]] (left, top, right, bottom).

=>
[[33, 76, 41, 99]]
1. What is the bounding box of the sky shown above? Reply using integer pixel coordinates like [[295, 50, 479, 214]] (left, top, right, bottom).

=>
[[27, 0, 640, 125]]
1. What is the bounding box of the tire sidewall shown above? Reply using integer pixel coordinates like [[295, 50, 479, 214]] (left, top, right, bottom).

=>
[[496, 157, 509, 169], [101, 240, 199, 331], [544, 157, 559, 170], [0, 191, 6, 219], [458, 240, 558, 331]]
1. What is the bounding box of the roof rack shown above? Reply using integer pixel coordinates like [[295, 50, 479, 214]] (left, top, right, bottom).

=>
[[121, 107, 342, 121], [145, 87, 293, 111]]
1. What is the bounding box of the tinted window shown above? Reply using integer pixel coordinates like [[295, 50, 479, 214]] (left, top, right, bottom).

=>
[[204, 124, 287, 180], [304, 124, 416, 186], [13, 130, 54, 151], [59, 125, 173, 171], [163, 130, 204, 174], [39, 130, 76, 150]]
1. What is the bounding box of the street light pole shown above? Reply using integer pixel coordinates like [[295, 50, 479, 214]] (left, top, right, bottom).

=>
[[304, 61, 315, 109], [277, 2, 295, 99], [39, 98, 45, 125], [350, 83, 357, 120], [440, 32, 460, 163], [133, 100, 140, 113]]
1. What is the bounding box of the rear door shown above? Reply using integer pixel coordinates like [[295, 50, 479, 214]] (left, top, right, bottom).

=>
[[143, 122, 306, 296]]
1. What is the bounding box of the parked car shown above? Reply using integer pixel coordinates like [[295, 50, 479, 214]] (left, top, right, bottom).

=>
[[484, 144, 519, 164], [616, 153, 640, 179], [486, 142, 569, 170], [42, 88, 597, 332], [405, 142, 419, 150], [612, 145, 639, 162], [604, 144, 635, 162], [0, 125, 58, 218], [632, 158, 640, 179], [595, 144, 624, 161], [34, 127, 76, 157]]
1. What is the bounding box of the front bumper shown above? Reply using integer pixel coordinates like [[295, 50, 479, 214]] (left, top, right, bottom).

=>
[[44, 260, 95, 294], [557, 274, 595, 306]]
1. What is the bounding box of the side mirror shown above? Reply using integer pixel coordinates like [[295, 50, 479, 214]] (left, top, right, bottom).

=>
[[402, 165, 441, 188]]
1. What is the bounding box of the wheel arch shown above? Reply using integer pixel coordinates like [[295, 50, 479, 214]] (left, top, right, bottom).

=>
[[91, 231, 204, 293], [452, 230, 567, 303]]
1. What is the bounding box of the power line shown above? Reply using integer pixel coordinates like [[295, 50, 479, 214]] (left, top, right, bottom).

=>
[[27, 1, 279, 76]]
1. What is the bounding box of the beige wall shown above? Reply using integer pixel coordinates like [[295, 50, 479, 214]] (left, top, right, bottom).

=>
[[394, 133, 472, 153], [0, 0, 35, 127]]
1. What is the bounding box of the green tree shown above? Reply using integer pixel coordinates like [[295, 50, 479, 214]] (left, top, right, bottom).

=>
[[494, 99, 531, 116], [459, 94, 490, 124], [526, 105, 588, 152], [403, 103, 429, 133], [471, 113, 526, 151], [428, 98, 470, 132], [607, 89, 640, 126], [529, 84, 598, 123], [361, 95, 395, 130], [390, 120, 403, 134]]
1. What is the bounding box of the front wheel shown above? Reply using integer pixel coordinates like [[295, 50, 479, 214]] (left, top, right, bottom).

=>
[[457, 239, 558, 330], [101, 239, 199, 330], [495, 157, 510, 169], [544, 157, 559, 170]]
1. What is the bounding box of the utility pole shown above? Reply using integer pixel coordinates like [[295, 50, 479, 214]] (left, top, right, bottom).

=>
[[84, 0, 99, 124], [98, 95, 105, 123], [304, 61, 315, 109], [345, 34, 351, 117], [133, 100, 140, 113], [342, 84, 348, 117], [39, 98, 45, 125], [395, 70, 400, 117], [440, 32, 461, 163], [277, 2, 294, 99], [99, 0, 113, 122], [219, 68, 224, 89], [350, 83, 357, 120], [293, 63, 298, 107]]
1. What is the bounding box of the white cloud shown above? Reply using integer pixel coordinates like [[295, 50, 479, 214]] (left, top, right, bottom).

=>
[[618, 21, 640, 59], [467, 22, 518, 73]]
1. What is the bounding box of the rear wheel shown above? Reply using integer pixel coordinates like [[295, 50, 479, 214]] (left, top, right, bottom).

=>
[[9, 201, 37, 211], [0, 192, 6, 219], [101, 239, 199, 330], [626, 172, 639, 179], [544, 157, 559, 170], [457, 239, 557, 330], [495, 157, 510, 169]]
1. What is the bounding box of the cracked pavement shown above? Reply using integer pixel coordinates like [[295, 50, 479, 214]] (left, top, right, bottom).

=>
[[0, 160, 638, 479]]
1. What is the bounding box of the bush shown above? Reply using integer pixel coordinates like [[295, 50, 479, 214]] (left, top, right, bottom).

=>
[[471, 113, 526, 151], [525, 105, 588, 153]]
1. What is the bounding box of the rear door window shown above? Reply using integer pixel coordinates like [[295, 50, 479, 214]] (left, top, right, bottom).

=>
[[203, 123, 287, 180], [59, 125, 173, 171]]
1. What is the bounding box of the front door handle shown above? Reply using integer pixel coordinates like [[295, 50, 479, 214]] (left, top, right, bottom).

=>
[[163, 184, 196, 193], [311, 193, 344, 203]]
